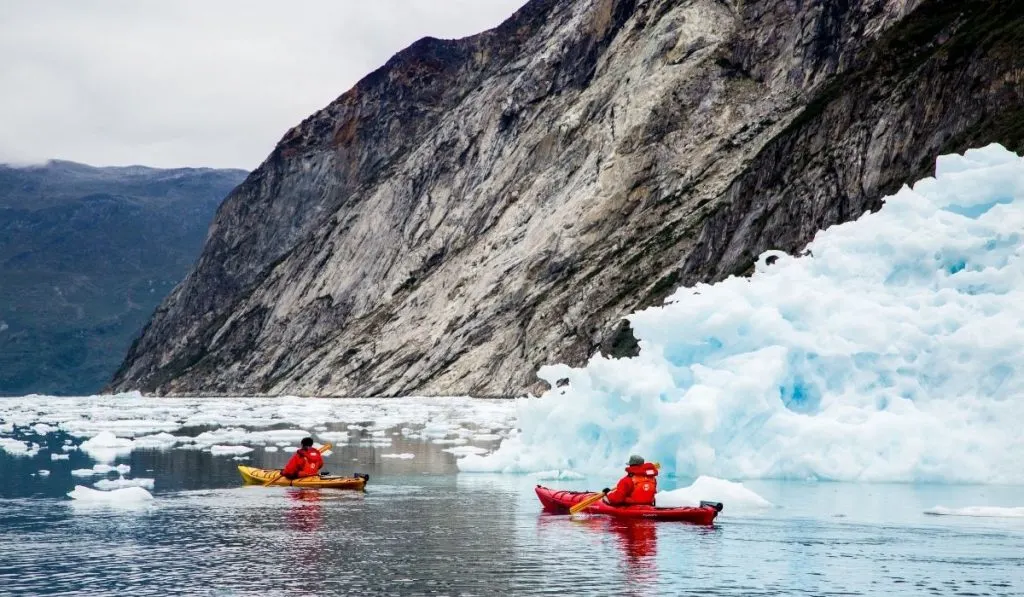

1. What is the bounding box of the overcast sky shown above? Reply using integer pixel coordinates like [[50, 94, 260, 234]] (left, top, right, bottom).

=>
[[0, 1, 527, 170]]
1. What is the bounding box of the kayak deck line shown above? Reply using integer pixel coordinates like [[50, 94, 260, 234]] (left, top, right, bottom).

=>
[[237, 465, 369, 490]]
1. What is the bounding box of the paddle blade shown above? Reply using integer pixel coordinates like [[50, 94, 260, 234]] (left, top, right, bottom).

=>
[[569, 492, 606, 515]]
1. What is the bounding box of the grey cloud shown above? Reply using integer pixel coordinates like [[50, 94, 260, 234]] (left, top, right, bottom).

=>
[[0, 0, 527, 169]]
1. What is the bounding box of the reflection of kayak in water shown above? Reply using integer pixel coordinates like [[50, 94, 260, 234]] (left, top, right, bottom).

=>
[[535, 485, 722, 524], [237, 466, 369, 490]]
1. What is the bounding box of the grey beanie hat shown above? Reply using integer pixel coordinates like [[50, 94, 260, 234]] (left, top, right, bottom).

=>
[[628, 454, 645, 466]]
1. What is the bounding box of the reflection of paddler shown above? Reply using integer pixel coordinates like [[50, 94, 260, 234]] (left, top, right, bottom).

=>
[[609, 519, 658, 562], [287, 489, 322, 532]]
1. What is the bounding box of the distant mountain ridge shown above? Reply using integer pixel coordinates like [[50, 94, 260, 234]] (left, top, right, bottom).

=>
[[0, 160, 247, 395]]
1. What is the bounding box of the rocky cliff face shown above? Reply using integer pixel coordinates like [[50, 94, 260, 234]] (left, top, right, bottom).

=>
[[109, 0, 1024, 397]]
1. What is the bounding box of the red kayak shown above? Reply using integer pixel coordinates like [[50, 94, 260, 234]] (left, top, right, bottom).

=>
[[535, 485, 723, 524]]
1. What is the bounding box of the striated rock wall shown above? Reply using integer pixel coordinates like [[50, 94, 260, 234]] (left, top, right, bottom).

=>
[[109, 0, 1024, 397]]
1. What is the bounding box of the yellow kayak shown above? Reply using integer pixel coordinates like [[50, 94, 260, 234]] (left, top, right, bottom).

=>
[[238, 466, 369, 490]]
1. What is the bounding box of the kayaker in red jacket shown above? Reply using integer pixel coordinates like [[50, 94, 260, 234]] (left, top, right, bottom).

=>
[[281, 437, 324, 480], [604, 455, 658, 507]]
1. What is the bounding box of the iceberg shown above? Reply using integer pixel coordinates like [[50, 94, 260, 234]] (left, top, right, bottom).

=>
[[460, 144, 1024, 484]]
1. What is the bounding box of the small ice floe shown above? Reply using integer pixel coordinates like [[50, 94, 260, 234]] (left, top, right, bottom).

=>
[[381, 453, 416, 459], [37, 470, 51, 477], [232, 456, 250, 461], [50, 453, 70, 461], [67, 485, 154, 504], [31, 423, 56, 435], [316, 431, 349, 443], [80, 431, 134, 463], [94, 477, 155, 490], [925, 506, 1024, 518], [71, 464, 131, 477], [133, 432, 179, 450], [471, 433, 503, 442], [442, 446, 489, 457], [264, 446, 279, 453], [656, 476, 774, 511], [209, 445, 254, 456], [0, 438, 40, 457], [432, 438, 468, 446]]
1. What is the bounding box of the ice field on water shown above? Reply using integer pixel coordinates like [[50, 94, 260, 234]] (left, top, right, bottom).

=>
[[1, 145, 1024, 595]]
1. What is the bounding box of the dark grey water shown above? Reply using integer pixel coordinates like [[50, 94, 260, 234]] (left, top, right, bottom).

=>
[[2, 431, 1023, 596]]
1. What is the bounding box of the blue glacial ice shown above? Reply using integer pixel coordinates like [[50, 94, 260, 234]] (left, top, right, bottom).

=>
[[459, 144, 1024, 484]]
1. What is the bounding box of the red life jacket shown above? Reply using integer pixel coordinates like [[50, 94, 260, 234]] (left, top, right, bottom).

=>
[[282, 447, 323, 479], [607, 463, 658, 506], [299, 448, 323, 477]]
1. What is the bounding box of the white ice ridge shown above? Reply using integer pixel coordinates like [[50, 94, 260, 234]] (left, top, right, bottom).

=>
[[924, 505, 1024, 518], [459, 144, 1024, 484]]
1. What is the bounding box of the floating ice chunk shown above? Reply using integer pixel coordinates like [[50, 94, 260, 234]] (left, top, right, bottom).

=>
[[264, 446, 279, 453], [37, 470, 50, 477], [31, 423, 56, 435], [80, 431, 134, 463], [443, 446, 489, 457], [0, 422, 13, 433], [60, 419, 180, 438], [0, 438, 38, 457], [656, 477, 773, 510], [381, 453, 416, 459], [924, 505, 1024, 518], [421, 423, 452, 439], [50, 453, 70, 461], [67, 485, 153, 503], [317, 432, 349, 443], [133, 432, 179, 450], [360, 439, 393, 447], [72, 464, 131, 477], [432, 438, 468, 446], [61, 445, 78, 452], [210, 445, 254, 456], [533, 470, 586, 480], [472, 433, 503, 441], [232, 456, 250, 461], [95, 477, 155, 490]]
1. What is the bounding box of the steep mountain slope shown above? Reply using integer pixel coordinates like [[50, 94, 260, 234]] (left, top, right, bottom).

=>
[[0, 161, 246, 395], [110, 0, 1024, 397]]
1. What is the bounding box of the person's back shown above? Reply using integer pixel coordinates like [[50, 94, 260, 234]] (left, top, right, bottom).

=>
[[282, 437, 324, 480], [605, 455, 658, 507]]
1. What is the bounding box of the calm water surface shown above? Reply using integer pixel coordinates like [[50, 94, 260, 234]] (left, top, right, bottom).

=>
[[1, 430, 1023, 596]]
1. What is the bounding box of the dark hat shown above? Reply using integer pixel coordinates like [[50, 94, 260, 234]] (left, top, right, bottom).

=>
[[628, 455, 644, 466], [301, 437, 314, 447]]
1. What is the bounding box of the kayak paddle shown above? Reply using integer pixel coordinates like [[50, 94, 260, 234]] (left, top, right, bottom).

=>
[[569, 490, 607, 515], [262, 442, 333, 487]]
